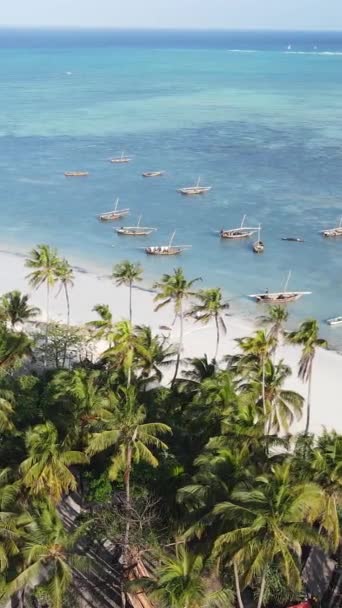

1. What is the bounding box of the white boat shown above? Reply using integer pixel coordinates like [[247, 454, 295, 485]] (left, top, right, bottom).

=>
[[252, 225, 264, 253], [98, 198, 130, 222], [177, 177, 211, 196], [116, 215, 157, 236], [144, 231, 191, 256], [249, 271, 311, 304], [142, 171, 165, 178], [326, 317, 342, 326], [321, 217, 342, 238], [109, 151, 132, 164], [220, 215, 258, 240]]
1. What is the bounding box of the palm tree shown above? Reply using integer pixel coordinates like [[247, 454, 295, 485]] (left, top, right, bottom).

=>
[[293, 431, 342, 550], [239, 359, 304, 434], [135, 544, 234, 608], [237, 330, 276, 420], [287, 319, 327, 434], [102, 320, 150, 386], [211, 462, 325, 608], [87, 386, 171, 576], [135, 325, 176, 383], [56, 258, 74, 326], [3, 503, 88, 608], [20, 421, 88, 503], [190, 288, 229, 360], [51, 368, 113, 447], [0, 325, 32, 370], [87, 304, 116, 347], [260, 305, 288, 347], [112, 260, 143, 323], [154, 268, 201, 385], [25, 244, 61, 365], [0, 468, 25, 575], [0, 388, 15, 433], [0, 291, 40, 329]]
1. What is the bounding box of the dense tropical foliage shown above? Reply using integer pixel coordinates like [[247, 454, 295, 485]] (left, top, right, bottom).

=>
[[0, 244, 339, 608]]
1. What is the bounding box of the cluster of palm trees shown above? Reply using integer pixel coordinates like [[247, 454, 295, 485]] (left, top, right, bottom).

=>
[[0, 243, 339, 608]]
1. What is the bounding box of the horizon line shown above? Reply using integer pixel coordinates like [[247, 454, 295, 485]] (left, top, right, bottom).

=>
[[1, 25, 342, 33]]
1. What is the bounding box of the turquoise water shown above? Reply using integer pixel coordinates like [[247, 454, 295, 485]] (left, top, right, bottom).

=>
[[1, 29, 342, 344]]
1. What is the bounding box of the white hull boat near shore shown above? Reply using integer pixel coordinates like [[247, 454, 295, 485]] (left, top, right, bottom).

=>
[[326, 317, 342, 326]]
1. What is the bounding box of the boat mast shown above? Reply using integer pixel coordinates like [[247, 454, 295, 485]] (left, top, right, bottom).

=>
[[137, 215, 142, 228], [283, 270, 292, 292], [114, 198, 119, 211], [169, 231, 176, 247], [241, 214, 246, 228], [196, 176, 200, 187]]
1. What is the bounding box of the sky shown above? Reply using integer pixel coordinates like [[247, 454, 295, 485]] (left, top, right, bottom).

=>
[[1, 0, 342, 31]]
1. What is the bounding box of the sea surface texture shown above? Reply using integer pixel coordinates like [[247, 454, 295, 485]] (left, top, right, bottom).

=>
[[1, 29, 342, 344]]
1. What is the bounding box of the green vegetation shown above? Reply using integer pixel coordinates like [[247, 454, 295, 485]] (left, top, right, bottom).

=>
[[0, 244, 339, 608]]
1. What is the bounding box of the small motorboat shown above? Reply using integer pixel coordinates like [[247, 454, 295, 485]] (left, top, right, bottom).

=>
[[326, 316, 342, 326], [142, 171, 165, 178], [281, 237, 304, 242], [64, 171, 89, 177]]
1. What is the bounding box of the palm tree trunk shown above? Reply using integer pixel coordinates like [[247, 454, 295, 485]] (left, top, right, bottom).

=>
[[64, 284, 70, 326], [257, 572, 266, 608], [214, 314, 220, 360], [233, 561, 245, 608], [44, 284, 50, 367], [261, 356, 266, 417], [304, 364, 313, 435], [122, 446, 132, 608], [129, 281, 132, 324], [172, 301, 183, 386]]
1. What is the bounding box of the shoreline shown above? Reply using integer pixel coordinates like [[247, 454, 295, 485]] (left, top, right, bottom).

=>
[[1, 246, 342, 435]]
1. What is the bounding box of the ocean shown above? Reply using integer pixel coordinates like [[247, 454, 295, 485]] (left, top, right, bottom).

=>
[[1, 28, 342, 344]]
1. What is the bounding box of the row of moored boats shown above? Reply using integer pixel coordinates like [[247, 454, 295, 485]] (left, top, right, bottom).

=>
[[64, 159, 342, 324]]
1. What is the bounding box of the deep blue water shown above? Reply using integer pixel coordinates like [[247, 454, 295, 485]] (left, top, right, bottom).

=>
[[1, 29, 342, 344]]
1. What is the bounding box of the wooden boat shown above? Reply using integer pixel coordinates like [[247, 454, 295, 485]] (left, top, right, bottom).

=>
[[116, 215, 157, 236], [321, 217, 342, 237], [177, 177, 211, 196], [64, 171, 88, 177], [252, 225, 264, 253], [281, 237, 304, 242], [220, 215, 258, 239], [98, 198, 130, 222], [326, 316, 342, 326], [145, 231, 191, 256], [109, 152, 132, 164], [142, 171, 165, 178], [249, 271, 311, 304]]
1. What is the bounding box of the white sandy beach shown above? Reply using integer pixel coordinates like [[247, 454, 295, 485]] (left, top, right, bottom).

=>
[[1, 248, 341, 436]]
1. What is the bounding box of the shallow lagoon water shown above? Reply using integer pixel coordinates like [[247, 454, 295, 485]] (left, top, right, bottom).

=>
[[1, 29, 342, 345]]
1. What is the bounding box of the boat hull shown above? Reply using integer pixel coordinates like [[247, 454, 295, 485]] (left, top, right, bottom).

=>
[[110, 158, 131, 164], [142, 171, 164, 177], [177, 187, 211, 195], [99, 211, 129, 221], [145, 248, 182, 256], [249, 292, 310, 304], [220, 231, 254, 239], [116, 228, 155, 236], [64, 172, 88, 177], [326, 317, 342, 326]]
